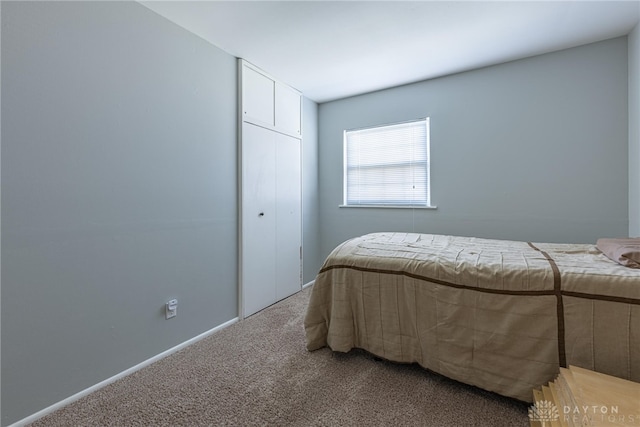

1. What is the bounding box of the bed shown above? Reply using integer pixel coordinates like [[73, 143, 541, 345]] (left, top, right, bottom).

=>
[[304, 232, 640, 402]]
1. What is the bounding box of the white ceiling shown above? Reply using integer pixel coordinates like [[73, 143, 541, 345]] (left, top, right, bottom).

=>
[[141, 1, 640, 103]]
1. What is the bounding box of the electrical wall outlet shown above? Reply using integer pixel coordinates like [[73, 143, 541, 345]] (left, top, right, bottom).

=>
[[166, 299, 178, 319]]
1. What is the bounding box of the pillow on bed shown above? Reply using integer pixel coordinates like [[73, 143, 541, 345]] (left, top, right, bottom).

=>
[[596, 238, 640, 268]]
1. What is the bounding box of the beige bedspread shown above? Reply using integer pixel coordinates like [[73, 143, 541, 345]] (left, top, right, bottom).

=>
[[304, 233, 640, 402]]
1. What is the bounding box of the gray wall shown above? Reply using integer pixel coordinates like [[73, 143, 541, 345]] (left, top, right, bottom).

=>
[[630, 22, 640, 237], [318, 37, 629, 260], [1, 2, 238, 425], [302, 97, 321, 283]]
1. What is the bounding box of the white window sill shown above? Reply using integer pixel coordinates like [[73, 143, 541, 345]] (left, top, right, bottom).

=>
[[339, 204, 437, 209]]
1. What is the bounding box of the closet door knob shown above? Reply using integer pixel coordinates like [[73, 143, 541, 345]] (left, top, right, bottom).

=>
[[258, 212, 265, 217]]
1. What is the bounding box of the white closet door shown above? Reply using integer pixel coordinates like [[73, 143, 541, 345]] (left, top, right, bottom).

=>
[[242, 123, 277, 317], [275, 82, 302, 137], [239, 59, 302, 318], [275, 133, 302, 300], [242, 67, 275, 127]]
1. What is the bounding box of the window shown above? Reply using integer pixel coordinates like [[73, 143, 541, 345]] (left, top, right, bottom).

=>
[[343, 117, 432, 207]]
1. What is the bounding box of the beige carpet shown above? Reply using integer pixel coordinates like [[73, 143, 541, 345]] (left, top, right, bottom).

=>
[[30, 287, 529, 426]]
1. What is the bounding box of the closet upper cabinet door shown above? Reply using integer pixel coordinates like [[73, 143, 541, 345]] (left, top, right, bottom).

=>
[[242, 65, 275, 127], [275, 82, 301, 137]]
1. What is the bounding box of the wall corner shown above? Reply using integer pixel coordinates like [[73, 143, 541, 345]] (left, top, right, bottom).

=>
[[629, 20, 640, 236]]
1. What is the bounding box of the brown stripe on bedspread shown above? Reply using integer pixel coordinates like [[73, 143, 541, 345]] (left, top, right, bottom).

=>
[[317, 263, 640, 304], [317, 264, 556, 297], [561, 291, 640, 305], [527, 242, 566, 368]]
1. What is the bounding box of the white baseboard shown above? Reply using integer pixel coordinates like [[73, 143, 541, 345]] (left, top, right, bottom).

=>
[[9, 317, 239, 427], [302, 280, 315, 289]]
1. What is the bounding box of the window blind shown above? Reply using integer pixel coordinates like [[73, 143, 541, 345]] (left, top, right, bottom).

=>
[[344, 118, 430, 206]]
